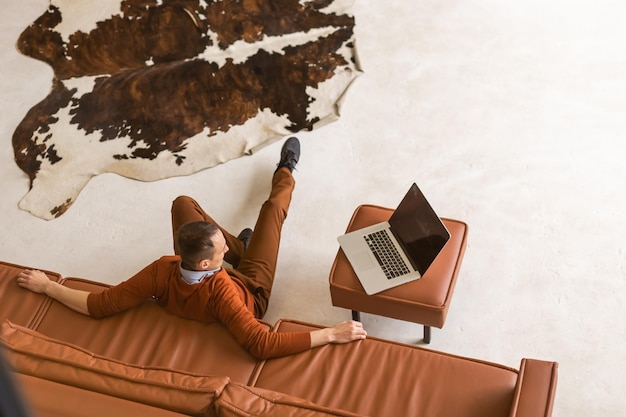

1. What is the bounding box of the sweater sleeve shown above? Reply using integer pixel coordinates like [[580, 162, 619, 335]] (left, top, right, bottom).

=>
[[87, 261, 160, 318], [210, 274, 311, 359]]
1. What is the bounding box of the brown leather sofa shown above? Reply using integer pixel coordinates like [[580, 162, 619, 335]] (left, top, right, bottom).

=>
[[0, 260, 558, 417]]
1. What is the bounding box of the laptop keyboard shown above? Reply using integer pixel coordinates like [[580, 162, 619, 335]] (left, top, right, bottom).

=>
[[364, 230, 411, 279]]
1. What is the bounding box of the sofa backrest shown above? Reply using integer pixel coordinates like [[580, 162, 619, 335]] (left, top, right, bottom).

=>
[[0, 261, 263, 385], [32, 277, 263, 385], [251, 320, 520, 417]]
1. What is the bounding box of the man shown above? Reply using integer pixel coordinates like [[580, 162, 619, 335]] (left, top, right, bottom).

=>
[[16, 137, 366, 359]]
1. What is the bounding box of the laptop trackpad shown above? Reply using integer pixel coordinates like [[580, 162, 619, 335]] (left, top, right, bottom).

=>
[[354, 251, 376, 270]]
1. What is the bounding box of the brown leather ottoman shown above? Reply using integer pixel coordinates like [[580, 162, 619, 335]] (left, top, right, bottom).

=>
[[329, 205, 468, 343]]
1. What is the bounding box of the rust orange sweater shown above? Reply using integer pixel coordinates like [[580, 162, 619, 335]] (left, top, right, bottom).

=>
[[87, 256, 311, 359]]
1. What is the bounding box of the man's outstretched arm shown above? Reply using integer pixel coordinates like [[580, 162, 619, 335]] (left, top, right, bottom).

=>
[[16, 269, 90, 315]]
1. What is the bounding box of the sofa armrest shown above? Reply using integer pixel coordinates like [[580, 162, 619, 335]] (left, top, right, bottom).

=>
[[509, 359, 558, 417]]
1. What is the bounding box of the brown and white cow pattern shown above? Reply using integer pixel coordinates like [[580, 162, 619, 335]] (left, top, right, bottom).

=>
[[13, 0, 361, 219]]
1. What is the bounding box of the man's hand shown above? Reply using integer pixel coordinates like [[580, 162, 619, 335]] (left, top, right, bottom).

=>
[[16, 269, 51, 294], [328, 320, 368, 343], [310, 320, 367, 348], [16, 269, 90, 315]]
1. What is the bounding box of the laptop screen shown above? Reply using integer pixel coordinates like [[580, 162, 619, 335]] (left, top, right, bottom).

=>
[[389, 183, 450, 275]]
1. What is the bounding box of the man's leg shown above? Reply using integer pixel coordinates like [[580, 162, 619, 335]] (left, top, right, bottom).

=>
[[235, 167, 296, 318], [170, 196, 246, 267]]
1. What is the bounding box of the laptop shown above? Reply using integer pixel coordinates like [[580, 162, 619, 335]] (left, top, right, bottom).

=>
[[337, 183, 450, 295]]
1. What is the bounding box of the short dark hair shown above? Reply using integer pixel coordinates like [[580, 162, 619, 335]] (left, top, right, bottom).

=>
[[176, 221, 219, 269]]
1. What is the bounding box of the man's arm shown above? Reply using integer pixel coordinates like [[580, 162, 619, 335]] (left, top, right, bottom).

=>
[[16, 269, 90, 315], [310, 320, 367, 348], [212, 274, 367, 359]]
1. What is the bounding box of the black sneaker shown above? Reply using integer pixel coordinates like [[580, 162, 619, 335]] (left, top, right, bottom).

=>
[[237, 228, 253, 250], [275, 137, 300, 173]]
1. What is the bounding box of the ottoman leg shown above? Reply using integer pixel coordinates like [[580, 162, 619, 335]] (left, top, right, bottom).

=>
[[352, 310, 361, 321], [423, 326, 431, 344]]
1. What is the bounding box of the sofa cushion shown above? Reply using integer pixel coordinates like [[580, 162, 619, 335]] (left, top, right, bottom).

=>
[[14, 373, 190, 417], [214, 383, 360, 417], [1, 320, 229, 416]]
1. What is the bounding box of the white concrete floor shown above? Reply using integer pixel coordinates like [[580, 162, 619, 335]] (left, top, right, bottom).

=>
[[2, 1, 626, 416]]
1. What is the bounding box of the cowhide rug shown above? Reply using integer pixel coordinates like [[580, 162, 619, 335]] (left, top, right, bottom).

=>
[[13, 0, 361, 220]]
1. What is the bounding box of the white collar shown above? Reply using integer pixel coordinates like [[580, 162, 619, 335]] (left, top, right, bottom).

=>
[[179, 265, 220, 284]]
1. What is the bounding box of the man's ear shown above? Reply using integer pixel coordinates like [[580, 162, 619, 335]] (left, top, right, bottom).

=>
[[198, 259, 211, 270]]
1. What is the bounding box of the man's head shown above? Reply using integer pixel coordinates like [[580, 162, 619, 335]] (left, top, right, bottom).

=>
[[176, 221, 229, 271]]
